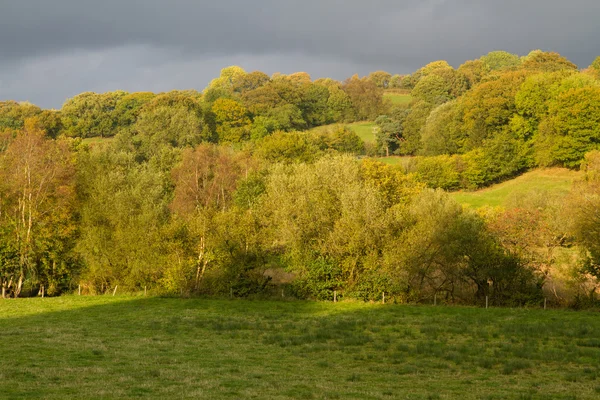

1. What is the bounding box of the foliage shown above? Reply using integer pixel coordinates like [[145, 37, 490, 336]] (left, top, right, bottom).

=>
[[0, 123, 77, 297], [2, 50, 599, 305], [480, 51, 521, 71], [342, 74, 385, 121], [535, 87, 600, 167], [61, 91, 127, 138]]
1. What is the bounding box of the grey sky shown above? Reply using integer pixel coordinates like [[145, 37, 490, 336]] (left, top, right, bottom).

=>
[[1, 0, 599, 108]]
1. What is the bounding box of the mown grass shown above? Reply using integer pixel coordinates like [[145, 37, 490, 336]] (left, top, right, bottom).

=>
[[383, 92, 412, 105], [451, 168, 582, 208], [1, 296, 600, 399]]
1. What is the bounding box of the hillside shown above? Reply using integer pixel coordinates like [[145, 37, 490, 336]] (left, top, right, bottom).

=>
[[451, 168, 582, 208]]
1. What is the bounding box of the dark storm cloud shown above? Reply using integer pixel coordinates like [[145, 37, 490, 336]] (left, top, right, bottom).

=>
[[1, 0, 599, 107]]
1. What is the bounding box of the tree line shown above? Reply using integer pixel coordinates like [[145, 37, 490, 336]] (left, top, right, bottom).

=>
[[1, 51, 600, 306], [376, 50, 600, 190]]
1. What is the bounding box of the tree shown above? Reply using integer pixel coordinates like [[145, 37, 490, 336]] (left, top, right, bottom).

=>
[[61, 91, 128, 138], [76, 148, 170, 292], [241, 85, 285, 116], [375, 107, 409, 156], [204, 66, 247, 102], [232, 71, 270, 93], [587, 56, 600, 79], [168, 144, 256, 293], [342, 74, 385, 121], [411, 74, 452, 105], [535, 87, 600, 167], [460, 70, 529, 149], [420, 100, 465, 156], [112, 92, 156, 129], [512, 71, 575, 141], [297, 83, 331, 127], [480, 51, 521, 71], [130, 92, 206, 160], [254, 131, 321, 164], [400, 100, 434, 155], [407, 61, 454, 88], [457, 59, 489, 89], [325, 84, 355, 122], [311, 125, 364, 155], [568, 151, 600, 281], [0, 101, 42, 132], [389, 74, 404, 88], [521, 50, 578, 73], [368, 71, 392, 88], [0, 121, 77, 297], [360, 159, 423, 207], [211, 98, 252, 143]]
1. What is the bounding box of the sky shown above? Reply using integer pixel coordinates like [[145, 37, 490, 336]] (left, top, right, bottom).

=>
[[1, 0, 599, 109]]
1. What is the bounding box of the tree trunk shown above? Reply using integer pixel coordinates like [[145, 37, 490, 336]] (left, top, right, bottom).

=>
[[14, 274, 23, 298], [195, 236, 207, 291]]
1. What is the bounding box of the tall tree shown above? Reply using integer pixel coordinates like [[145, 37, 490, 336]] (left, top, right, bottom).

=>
[[0, 121, 76, 297]]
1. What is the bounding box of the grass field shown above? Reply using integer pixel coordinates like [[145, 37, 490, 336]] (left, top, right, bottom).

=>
[[1, 296, 600, 399], [82, 136, 115, 147], [383, 92, 412, 105], [451, 168, 582, 208], [347, 121, 378, 143]]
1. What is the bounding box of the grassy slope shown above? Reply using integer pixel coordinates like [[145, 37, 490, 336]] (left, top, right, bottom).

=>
[[451, 168, 582, 208], [383, 92, 412, 105], [346, 121, 377, 143], [1, 296, 599, 399]]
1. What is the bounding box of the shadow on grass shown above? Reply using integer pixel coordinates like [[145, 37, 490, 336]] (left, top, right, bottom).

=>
[[1, 296, 600, 399]]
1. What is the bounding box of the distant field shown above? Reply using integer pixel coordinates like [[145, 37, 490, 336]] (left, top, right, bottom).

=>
[[82, 136, 115, 146], [346, 121, 378, 143], [1, 296, 600, 399], [451, 168, 582, 208], [383, 92, 412, 105]]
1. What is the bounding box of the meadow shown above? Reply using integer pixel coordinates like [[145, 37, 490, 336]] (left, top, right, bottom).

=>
[[346, 121, 378, 143], [451, 168, 582, 208], [383, 92, 412, 105], [1, 296, 599, 399]]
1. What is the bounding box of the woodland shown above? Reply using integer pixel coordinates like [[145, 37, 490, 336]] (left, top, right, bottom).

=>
[[2, 50, 600, 308]]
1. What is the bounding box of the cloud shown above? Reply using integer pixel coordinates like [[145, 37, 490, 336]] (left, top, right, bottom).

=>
[[1, 0, 599, 107]]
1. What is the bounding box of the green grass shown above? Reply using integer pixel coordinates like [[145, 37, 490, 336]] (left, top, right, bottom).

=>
[[82, 137, 115, 147], [1, 296, 600, 399], [451, 168, 582, 208], [306, 122, 377, 144], [347, 122, 378, 144], [383, 92, 412, 105]]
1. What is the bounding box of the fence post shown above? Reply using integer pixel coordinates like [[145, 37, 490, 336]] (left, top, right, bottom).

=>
[[334, 290, 337, 303], [78, 285, 81, 296], [485, 296, 488, 309], [434, 293, 437, 306], [113, 285, 118, 296]]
